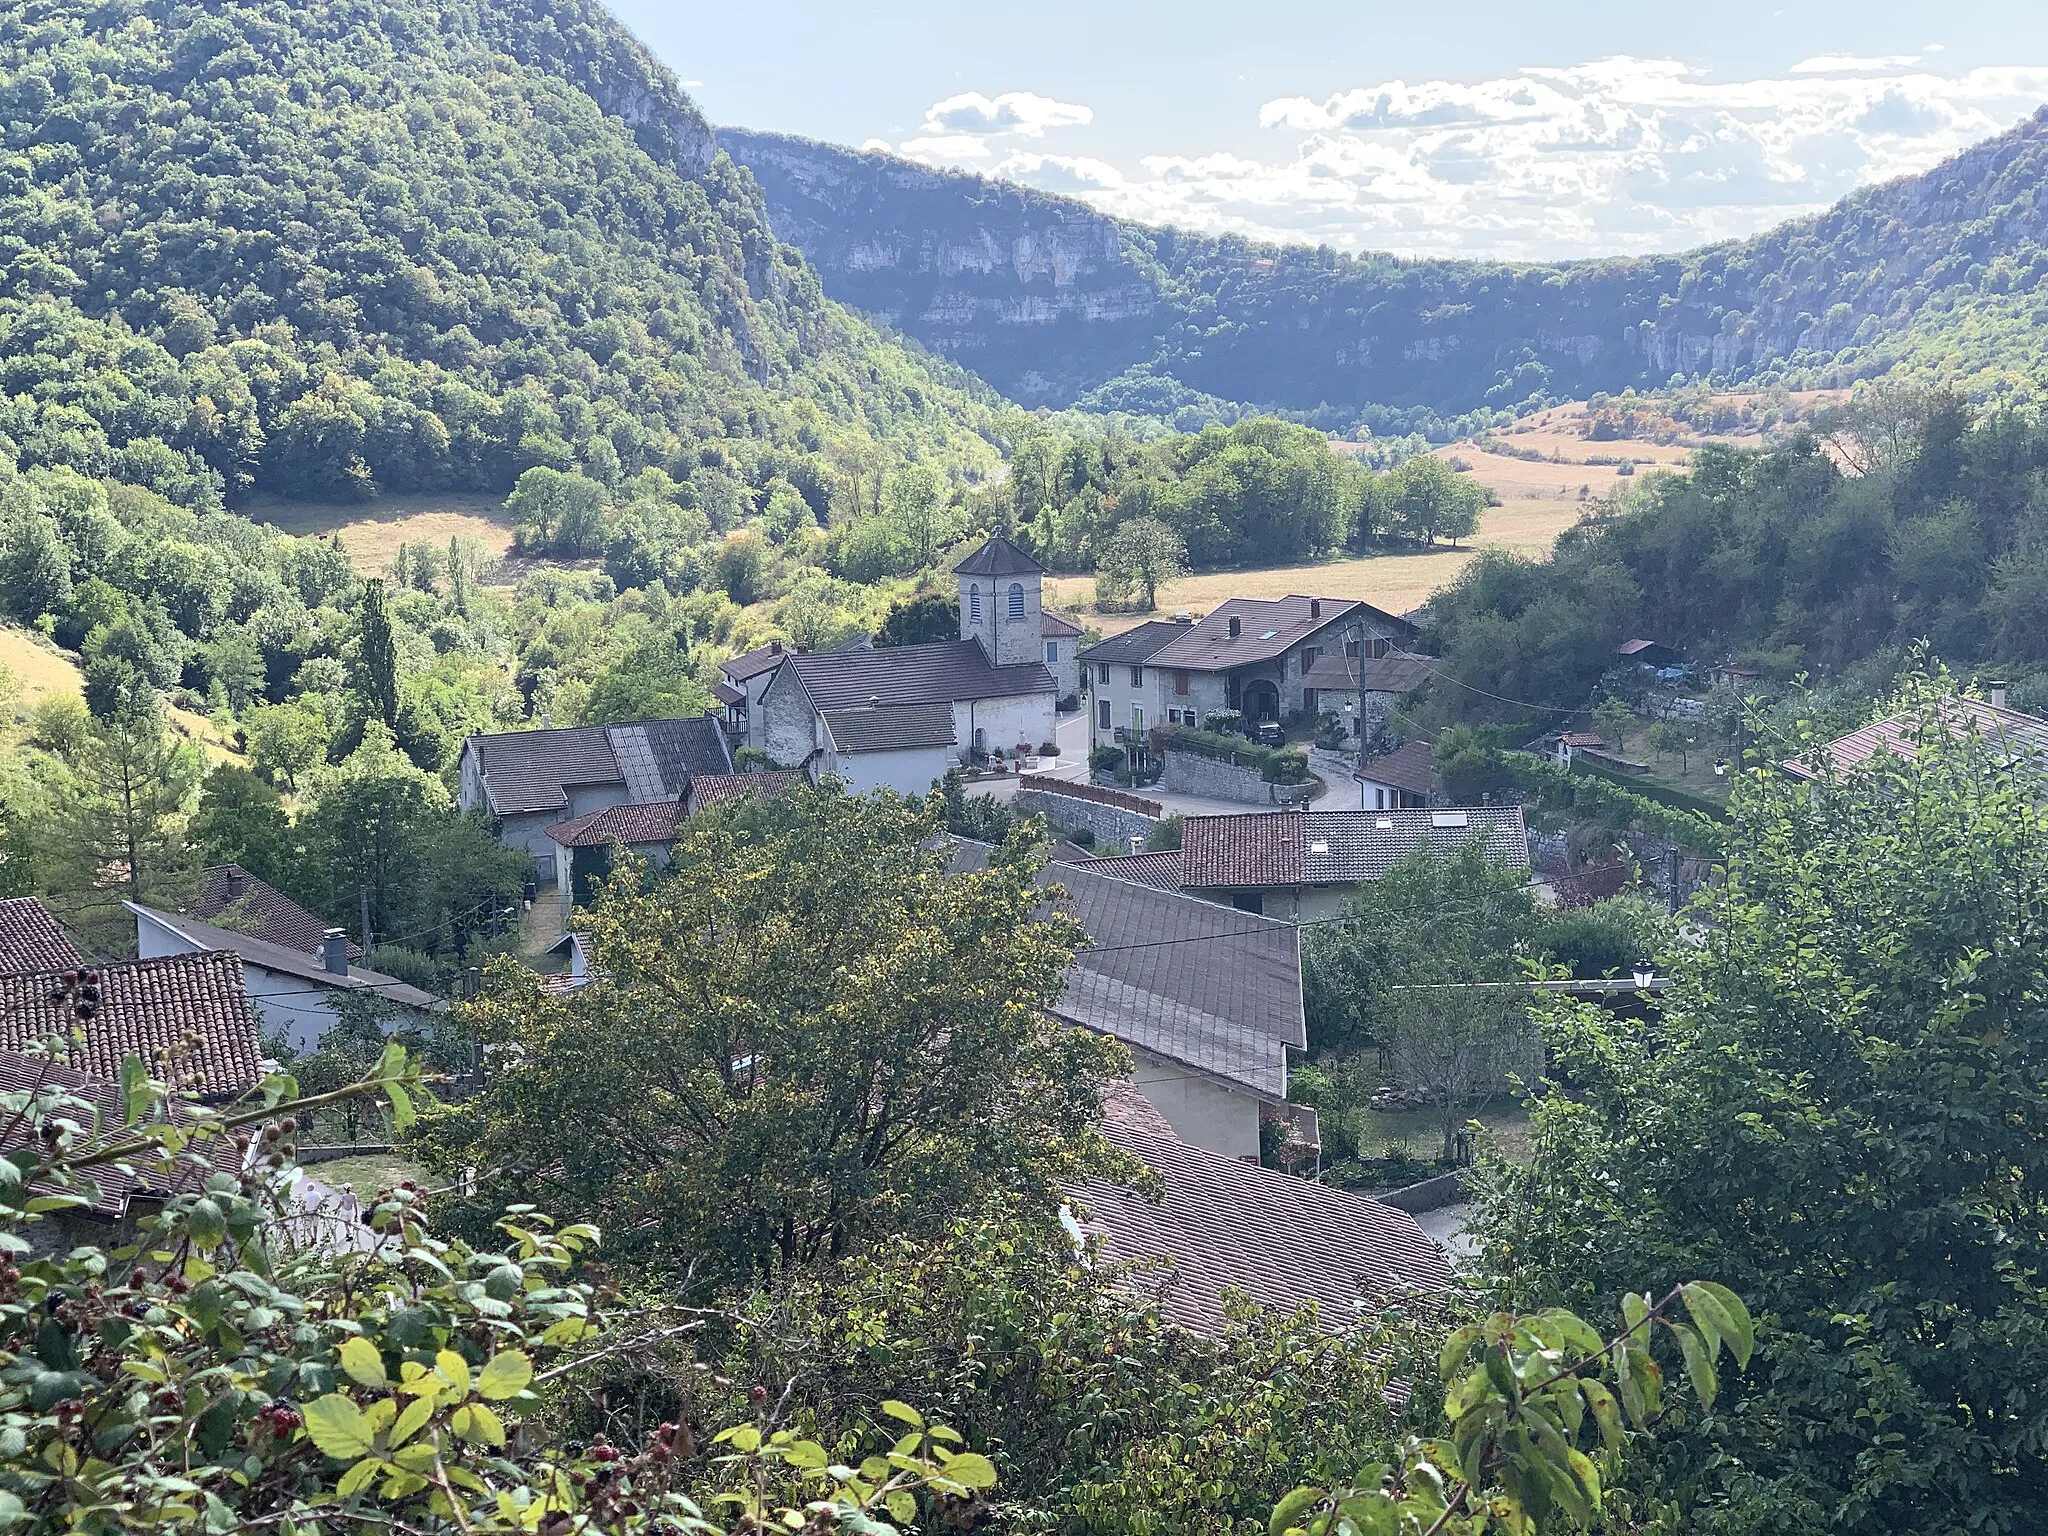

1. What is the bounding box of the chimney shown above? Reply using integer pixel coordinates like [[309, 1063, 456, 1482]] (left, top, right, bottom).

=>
[[321, 928, 350, 976], [1227, 616, 1241, 639], [869, 694, 882, 708], [769, 639, 783, 654], [1130, 833, 1146, 855], [1309, 598, 1321, 620], [1990, 679, 2009, 710]]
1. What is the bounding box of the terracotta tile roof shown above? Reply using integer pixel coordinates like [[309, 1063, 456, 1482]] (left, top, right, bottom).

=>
[[823, 702, 958, 753], [1148, 596, 1415, 673], [1041, 610, 1085, 637], [0, 897, 84, 975], [128, 907, 445, 1014], [1078, 850, 1185, 890], [0, 951, 265, 1097], [953, 535, 1044, 577], [546, 798, 682, 849], [191, 866, 358, 960], [1078, 620, 1188, 667], [789, 640, 1052, 711], [687, 771, 801, 812], [0, 1052, 240, 1218], [1355, 740, 1441, 798], [1182, 808, 1529, 889], [1780, 696, 2048, 782], [1069, 1086, 1451, 1336]]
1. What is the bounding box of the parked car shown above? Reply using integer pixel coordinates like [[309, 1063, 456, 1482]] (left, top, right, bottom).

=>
[[1252, 721, 1286, 747]]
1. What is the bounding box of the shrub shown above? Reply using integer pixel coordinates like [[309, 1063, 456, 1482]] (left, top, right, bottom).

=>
[[1161, 725, 1310, 783]]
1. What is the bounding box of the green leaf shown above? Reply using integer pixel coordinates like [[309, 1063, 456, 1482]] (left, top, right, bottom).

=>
[[384, 1081, 414, 1134], [303, 1395, 376, 1461], [120, 1059, 150, 1125], [1692, 1282, 1754, 1369], [390, 1394, 435, 1447], [451, 1402, 506, 1448], [885, 1489, 917, 1524], [1673, 1321, 1718, 1411], [0, 1490, 24, 1528], [1620, 1290, 1650, 1339], [338, 1337, 387, 1390], [433, 1349, 471, 1400], [475, 1349, 532, 1401], [879, 1400, 924, 1429], [716, 1424, 762, 1453], [782, 1438, 827, 1470], [186, 1198, 226, 1253], [1436, 1323, 1478, 1383], [336, 1456, 385, 1499], [1270, 1484, 1324, 1536], [941, 1452, 997, 1491], [1579, 1379, 1624, 1452]]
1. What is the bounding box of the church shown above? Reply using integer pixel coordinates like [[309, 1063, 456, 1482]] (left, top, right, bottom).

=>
[[751, 536, 1061, 794]]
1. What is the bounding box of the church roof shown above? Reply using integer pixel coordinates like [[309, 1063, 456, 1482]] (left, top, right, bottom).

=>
[[953, 536, 1044, 577]]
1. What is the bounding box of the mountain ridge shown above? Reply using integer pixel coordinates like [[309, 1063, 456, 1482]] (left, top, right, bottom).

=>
[[720, 110, 2048, 427]]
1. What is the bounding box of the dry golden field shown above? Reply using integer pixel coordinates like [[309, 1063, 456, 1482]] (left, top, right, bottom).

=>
[[0, 626, 245, 763], [247, 492, 517, 578]]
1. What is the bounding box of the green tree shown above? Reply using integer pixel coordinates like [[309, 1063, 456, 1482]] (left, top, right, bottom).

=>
[[1095, 516, 1188, 611], [245, 701, 333, 793], [882, 463, 955, 569], [57, 706, 202, 911], [351, 579, 401, 731], [1386, 455, 1487, 546], [292, 722, 445, 948], [418, 788, 1128, 1277], [1483, 686, 2048, 1533], [876, 588, 959, 647], [189, 764, 292, 884], [712, 530, 770, 606], [0, 504, 72, 623]]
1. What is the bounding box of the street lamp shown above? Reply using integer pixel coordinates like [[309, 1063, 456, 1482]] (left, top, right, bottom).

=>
[[1632, 960, 1655, 989]]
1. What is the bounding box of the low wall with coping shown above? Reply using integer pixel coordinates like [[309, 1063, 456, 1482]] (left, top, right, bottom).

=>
[[1015, 776, 1160, 851], [1163, 749, 1309, 805]]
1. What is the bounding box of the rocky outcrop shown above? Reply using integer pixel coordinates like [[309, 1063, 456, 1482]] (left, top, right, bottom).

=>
[[720, 109, 2048, 421]]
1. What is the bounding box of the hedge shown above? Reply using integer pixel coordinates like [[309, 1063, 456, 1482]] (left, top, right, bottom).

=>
[[1159, 725, 1311, 784]]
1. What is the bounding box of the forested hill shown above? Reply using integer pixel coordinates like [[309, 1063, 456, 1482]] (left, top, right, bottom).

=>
[[0, 0, 998, 511], [721, 111, 2048, 429]]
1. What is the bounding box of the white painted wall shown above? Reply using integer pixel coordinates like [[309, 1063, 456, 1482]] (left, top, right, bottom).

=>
[[953, 692, 1055, 760], [1130, 1048, 1265, 1159], [826, 744, 953, 796], [1086, 658, 1168, 747]]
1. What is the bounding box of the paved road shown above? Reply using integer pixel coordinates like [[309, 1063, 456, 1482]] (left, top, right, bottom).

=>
[[1414, 1202, 1480, 1268]]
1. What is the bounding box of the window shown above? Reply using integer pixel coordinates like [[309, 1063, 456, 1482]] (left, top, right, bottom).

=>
[[1368, 636, 1391, 659], [1374, 787, 1387, 809], [1174, 670, 1189, 696], [1130, 665, 1143, 687], [969, 585, 981, 621], [1097, 699, 1111, 730], [1301, 646, 1319, 671], [1097, 663, 1110, 685], [1231, 893, 1264, 915], [1007, 582, 1025, 619], [1304, 688, 1318, 716], [1345, 639, 1360, 658], [1044, 641, 1058, 664], [1131, 705, 1144, 733]]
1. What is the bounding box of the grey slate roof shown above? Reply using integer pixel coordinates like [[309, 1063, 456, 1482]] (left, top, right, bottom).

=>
[[948, 843, 1304, 1101], [823, 702, 958, 754], [0, 951, 265, 1095], [1149, 596, 1416, 673], [1079, 621, 1188, 667], [953, 535, 1044, 577], [789, 640, 1053, 711], [0, 897, 84, 975], [191, 866, 358, 960], [1303, 649, 1436, 695], [1071, 1085, 1452, 1337], [720, 643, 793, 682], [1181, 807, 1529, 889], [129, 907, 443, 1013], [1078, 850, 1185, 891], [466, 718, 732, 816]]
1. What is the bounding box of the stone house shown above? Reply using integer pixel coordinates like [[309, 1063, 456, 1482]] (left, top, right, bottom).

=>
[[1041, 609, 1084, 709], [1079, 619, 1188, 750], [754, 536, 1057, 791], [457, 717, 733, 880]]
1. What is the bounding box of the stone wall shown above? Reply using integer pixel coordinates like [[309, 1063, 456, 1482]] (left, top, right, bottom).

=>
[[1014, 778, 1158, 852], [1162, 749, 1284, 805]]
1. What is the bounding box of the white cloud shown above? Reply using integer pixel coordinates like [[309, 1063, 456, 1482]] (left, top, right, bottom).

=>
[[933, 57, 2048, 259]]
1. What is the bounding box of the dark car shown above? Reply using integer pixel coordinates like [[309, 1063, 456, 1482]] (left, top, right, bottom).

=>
[[1252, 721, 1286, 747]]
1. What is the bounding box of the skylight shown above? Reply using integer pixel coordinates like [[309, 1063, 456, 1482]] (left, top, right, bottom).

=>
[[1432, 811, 1469, 828], [1309, 840, 1330, 854], [1258, 629, 1279, 640]]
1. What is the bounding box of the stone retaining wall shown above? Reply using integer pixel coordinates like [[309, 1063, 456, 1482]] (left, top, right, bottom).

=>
[[1015, 783, 1158, 852], [1161, 749, 1291, 804]]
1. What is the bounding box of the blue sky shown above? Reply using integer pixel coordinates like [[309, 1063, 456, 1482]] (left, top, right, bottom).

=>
[[614, 1, 2048, 260]]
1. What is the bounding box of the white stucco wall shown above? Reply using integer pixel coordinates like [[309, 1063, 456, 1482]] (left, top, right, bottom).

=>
[[1130, 1049, 1265, 1159], [954, 692, 1056, 760], [829, 744, 954, 797], [1086, 659, 1168, 745]]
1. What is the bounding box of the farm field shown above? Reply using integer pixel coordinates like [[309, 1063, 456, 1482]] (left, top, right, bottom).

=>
[[247, 491, 517, 579]]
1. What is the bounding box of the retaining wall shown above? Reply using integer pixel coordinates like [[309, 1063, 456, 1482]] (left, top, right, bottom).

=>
[[1015, 777, 1159, 851], [1162, 749, 1286, 804]]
